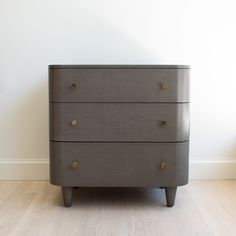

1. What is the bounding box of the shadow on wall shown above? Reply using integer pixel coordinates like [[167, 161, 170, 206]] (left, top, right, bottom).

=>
[[1, 78, 49, 160], [226, 145, 236, 160], [45, 10, 159, 64], [2, 10, 161, 161]]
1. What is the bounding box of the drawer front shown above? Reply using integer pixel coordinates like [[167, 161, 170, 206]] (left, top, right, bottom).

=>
[[49, 68, 189, 102], [50, 142, 189, 187], [50, 103, 189, 142]]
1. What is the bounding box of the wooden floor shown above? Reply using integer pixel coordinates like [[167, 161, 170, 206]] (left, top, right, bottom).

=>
[[0, 181, 236, 236]]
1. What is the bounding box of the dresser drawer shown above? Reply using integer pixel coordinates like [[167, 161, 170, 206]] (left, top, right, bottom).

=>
[[49, 68, 189, 102], [50, 103, 189, 142], [50, 142, 189, 187]]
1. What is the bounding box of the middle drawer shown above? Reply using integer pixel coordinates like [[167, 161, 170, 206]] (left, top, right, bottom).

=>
[[50, 103, 189, 142]]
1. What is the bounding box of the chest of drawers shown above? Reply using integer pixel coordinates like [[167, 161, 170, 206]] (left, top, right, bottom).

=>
[[49, 65, 190, 207]]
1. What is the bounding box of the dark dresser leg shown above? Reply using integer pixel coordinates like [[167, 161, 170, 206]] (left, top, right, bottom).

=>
[[62, 187, 73, 207], [165, 187, 177, 207]]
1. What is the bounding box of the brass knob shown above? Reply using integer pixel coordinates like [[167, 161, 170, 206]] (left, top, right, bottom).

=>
[[160, 82, 169, 89], [159, 120, 167, 126], [71, 161, 78, 169], [71, 119, 78, 126], [70, 83, 77, 89], [160, 162, 168, 169]]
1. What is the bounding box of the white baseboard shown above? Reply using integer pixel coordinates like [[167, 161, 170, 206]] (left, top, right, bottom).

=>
[[0, 159, 236, 180], [0, 159, 49, 180], [189, 159, 236, 180]]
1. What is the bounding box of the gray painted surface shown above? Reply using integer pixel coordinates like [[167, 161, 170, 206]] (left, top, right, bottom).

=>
[[165, 187, 177, 207], [50, 142, 189, 187], [49, 65, 190, 69], [62, 187, 73, 207], [49, 68, 189, 102], [50, 103, 189, 142], [49, 65, 190, 207]]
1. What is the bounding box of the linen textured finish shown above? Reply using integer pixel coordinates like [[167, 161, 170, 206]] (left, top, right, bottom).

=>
[[49, 65, 190, 207]]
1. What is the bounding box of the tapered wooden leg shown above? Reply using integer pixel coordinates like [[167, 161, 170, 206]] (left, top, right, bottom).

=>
[[165, 187, 177, 207], [62, 187, 73, 207]]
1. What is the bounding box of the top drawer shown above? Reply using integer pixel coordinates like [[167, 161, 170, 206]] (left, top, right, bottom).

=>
[[49, 68, 189, 102]]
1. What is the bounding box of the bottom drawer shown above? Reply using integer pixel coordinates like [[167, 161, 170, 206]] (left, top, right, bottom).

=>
[[50, 142, 189, 187]]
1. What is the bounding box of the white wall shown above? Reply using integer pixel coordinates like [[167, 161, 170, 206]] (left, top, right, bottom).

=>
[[0, 0, 236, 179]]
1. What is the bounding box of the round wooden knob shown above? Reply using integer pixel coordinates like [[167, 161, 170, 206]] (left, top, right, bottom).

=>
[[71, 119, 78, 126], [71, 161, 78, 169], [160, 82, 169, 89], [160, 162, 168, 169], [70, 83, 77, 89], [160, 120, 167, 126]]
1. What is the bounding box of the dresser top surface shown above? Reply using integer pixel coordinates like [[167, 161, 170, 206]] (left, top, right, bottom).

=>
[[49, 65, 190, 69]]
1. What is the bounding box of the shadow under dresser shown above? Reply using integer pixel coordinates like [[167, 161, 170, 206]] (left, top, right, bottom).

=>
[[49, 65, 190, 207]]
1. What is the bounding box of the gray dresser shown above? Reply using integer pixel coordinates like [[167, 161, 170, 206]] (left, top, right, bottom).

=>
[[49, 65, 190, 207]]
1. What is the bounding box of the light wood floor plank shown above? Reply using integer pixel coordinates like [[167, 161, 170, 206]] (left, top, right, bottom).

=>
[[0, 181, 236, 236]]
